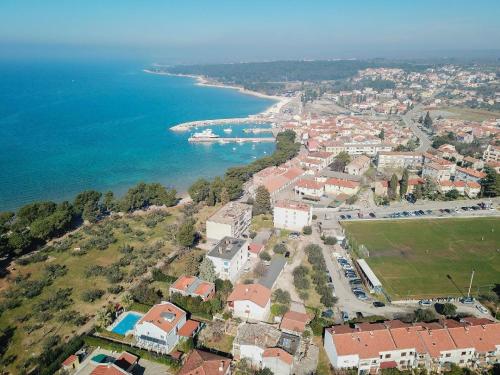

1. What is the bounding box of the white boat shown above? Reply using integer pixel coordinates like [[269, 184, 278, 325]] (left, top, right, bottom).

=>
[[188, 129, 219, 142], [232, 147, 236, 151], [223, 128, 232, 133]]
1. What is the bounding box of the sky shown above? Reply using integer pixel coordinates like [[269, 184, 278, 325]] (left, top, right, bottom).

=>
[[0, 0, 499, 63]]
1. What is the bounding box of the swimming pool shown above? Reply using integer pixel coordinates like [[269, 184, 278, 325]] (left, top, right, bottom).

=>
[[110, 311, 143, 336]]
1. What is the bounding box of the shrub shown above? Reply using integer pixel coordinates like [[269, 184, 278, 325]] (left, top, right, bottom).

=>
[[271, 304, 288, 317], [81, 289, 105, 302], [302, 226, 312, 235], [273, 243, 287, 254], [107, 285, 124, 294], [323, 236, 337, 245], [259, 251, 271, 261]]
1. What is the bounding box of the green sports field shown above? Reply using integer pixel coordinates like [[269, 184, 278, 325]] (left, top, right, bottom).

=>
[[342, 218, 500, 300]]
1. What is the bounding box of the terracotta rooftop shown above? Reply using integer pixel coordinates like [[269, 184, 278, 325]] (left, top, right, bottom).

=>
[[227, 284, 271, 307], [62, 355, 78, 367], [178, 349, 231, 375], [137, 302, 186, 334], [262, 348, 294, 365], [274, 200, 311, 212], [295, 179, 325, 190], [326, 178, 360, 189], [178, 320, 200, 337], [280, 311, 311, 333]]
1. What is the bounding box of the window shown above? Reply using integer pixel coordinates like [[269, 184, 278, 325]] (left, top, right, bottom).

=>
[[401, 352, 406, 357], [461, 352, 466, 356], [460, 360, 465, 364], [385, 354, 391, 359], [445, 353, 451, 358]]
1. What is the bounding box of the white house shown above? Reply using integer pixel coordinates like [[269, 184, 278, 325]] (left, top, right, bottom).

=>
[[345, 155, 371, 175], [273, 200, 312, 231], [206, 202, 252, 241], [134, 302, 197, 354], [227, 284, 271, 321], [294, 179, 324, 199], [206, 237, 249, 282], [455, 167, 486, 183], [262, 348, 294, 375], [324, 178, 360, 196]]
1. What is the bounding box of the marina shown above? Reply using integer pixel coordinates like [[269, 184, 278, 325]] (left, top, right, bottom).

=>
[[188, 136, 275, 144], [170, 116, 271, 131]]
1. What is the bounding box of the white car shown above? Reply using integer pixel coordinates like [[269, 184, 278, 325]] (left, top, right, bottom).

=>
[[476, 304, 489, 314], [418, 299, 432, 307]]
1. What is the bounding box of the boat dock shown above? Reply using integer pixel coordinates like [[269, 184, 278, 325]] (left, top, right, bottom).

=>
[[171, 116, 270, 132], [243, 128, 274, 134], [188, 137, 275, 143]]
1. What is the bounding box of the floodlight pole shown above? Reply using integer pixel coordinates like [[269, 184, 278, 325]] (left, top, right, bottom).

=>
[[467, 270, 475, 298]]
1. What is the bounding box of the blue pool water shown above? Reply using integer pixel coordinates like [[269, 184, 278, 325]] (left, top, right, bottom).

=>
[[111, 312, 143, 335]]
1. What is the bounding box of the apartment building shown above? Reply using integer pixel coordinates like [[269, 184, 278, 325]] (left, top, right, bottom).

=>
[[273, 200, 312, 231], [324, 320, 500, 374], [169, 275, 215, 301], [345, 155, 371, 175], [483, 144, 500, 163], [206, 202, 252, 241], [206, 237, 249, 282], [227, 283, 272, 322], [376, 151, 423, 170], [455, 167, 486, 183]]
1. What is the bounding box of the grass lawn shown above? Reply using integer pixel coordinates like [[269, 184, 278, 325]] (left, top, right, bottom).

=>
[[342, 218, 500, 300], [0, 208, 183, 372], [433, 107, 500, 122], [251, 214, 273, 232]]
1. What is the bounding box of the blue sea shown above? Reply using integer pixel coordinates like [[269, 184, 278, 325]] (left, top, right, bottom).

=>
[[0, 61, 276, 211]]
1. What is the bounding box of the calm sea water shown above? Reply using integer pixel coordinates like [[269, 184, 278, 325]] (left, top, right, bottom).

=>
[[0, 61, 276, 211]]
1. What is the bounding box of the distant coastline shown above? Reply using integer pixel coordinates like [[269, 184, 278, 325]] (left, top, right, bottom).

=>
[[143, 68, 292, 131]]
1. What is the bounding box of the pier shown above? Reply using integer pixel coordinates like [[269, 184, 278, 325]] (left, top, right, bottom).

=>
[[243, 128, 274, 134], [188, 137, 275, 144], [171, 116, 271, 132]]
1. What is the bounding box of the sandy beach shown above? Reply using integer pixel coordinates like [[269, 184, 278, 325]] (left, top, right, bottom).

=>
[[143, 68, 293, 131]]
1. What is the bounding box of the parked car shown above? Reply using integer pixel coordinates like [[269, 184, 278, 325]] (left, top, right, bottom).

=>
[[322, 309, 334, 318], [349, 279, 363, 285], [476, 304, 489, 314], [460, 297, 475, 305], [356, 312, 364, 319], [369, 212, 376, 218], [284, 251, 290, 258], [355, 292, 368, 300], [419, 299, 432, 307], [373, 301, 385, 308], [341, 311, 349, 322], [346, 214, 352, 219], [288, 232, 300, 240], [339, 215, 346, 220]]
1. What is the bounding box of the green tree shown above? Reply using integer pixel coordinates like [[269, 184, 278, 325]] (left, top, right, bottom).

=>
[[414, 308, 436, 322], [399, 169, 409, 198], [73, 190, 101, 216], [271, 303, 288, 317], [378, 129, 385, 140], [415, 184, 423, 200], [253, 186, 272, 215], [198, 257, 216, 282], [423, 177, 438, 200], [103, 191, 115, 212], [206, 189, 216, 206], [121, 292, 134, 309], [388, 174, 399, 200], [445, 189, 460, 200], [188, 178, 211, 204], [480, 166, 499, 197], [330, 151, 351, 171], [423, 111, 433, 128], [259, 251, 271, 261], [303, 226, 312, 235], [272, 289, 291, 306], [437, 303, 457, 317], [0, 212, 14, 235], [96, 305, 113, 328], [177, 219, 197, 248]]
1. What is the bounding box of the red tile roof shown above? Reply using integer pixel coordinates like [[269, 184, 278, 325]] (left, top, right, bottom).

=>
[[280, 311, 311, 333], [178, 349, 231, 375], [262, 348, 294, 365], [137, 302, 186, 334], [295, 179, 324, 190], [227, 284, 271, 307], [274, 200, 311, 212], [325, 178, 360, 189], [62, 355, 78, 367], [249, 243, 264, 255], [178, 320, 200, 337]]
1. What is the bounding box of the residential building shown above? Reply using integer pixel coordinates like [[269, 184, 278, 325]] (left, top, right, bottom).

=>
[[462, 156, 484, 170], [273, 200, 312, 231], [206, 202, 252, 241], [169, 275, 215, 301], [90, 352, 138, 375], [345, 155, 371, 175], [294, 179, 324, 199], [232, 322, 300, 374], [422, 163, 452, 181], [206, 237, 249, 282], [324, 320, 500, 374], [134, 302, 199, 354], [324, 178, 360, 196], [455, 167, 486, 183], [483, 144, 500, 163], [465, 181, 481, 198], [376, 152, 423, 170], [280, 311, 311, 336], [178, 349, 231, 375], [227, 284, 272, 321]]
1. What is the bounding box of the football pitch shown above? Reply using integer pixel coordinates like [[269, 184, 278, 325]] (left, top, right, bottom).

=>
[[342, 218, 500, 299]]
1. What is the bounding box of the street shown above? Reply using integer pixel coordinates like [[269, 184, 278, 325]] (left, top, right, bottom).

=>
[[401, 105, 432, 152]]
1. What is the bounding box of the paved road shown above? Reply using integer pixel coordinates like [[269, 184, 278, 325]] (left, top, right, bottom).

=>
[[401, 105, 432, 152]]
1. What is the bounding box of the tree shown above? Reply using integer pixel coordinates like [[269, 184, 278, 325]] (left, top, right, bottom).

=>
[[184, 253, 200, 275], [415, 184, 423, 200], [388, 174, 399, 200], [253, 186, 271, 215], [330, 151, 351, 171], [188, 178, 211, 204], [255, 368, 274, 375], [121, 292, 134, 309], [445, 189, 460, 200], [323, 236, 337, 245], [96, 306, 113, 328], [254, 261, 267, 277], [378, 129, 385, 140], [259, 251, 271, 261], [199, 257, 216, 282], [423, 111, 433, 128], [73, 190, 101, 216], [435, 302, 457, 317], [480, 166, 499, 197], [220, 188, 230, 205], [206, 189, 216, 206], [272, 289, 291, 306], [120, 182, 177, 212], [271, 303, 288, 317], [414, 308, 436, 322], [303, 226, 312, 235], [399, 169, 409, 198], [177, 219, 196, 248], [273, 243, 287, 255], [423, 177, 438, 200], [103, 191, 115, 212]]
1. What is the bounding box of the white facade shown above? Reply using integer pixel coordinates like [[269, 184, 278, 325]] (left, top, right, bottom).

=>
[[262, 356, 292, 375], [232, 299, 271, 322], [206, 202, 252, 241], [273, 201, 312, 231], [324, 330, 359, 369], [207, 237, 249, 282], [240, 344, 265, 368]]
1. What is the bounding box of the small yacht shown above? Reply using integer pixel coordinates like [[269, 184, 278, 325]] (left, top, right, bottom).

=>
[[223, 128, 232, 133], [188, 128, 219, 142]]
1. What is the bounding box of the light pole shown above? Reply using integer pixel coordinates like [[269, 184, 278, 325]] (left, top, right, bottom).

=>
[[467, 270, 475, 298]]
